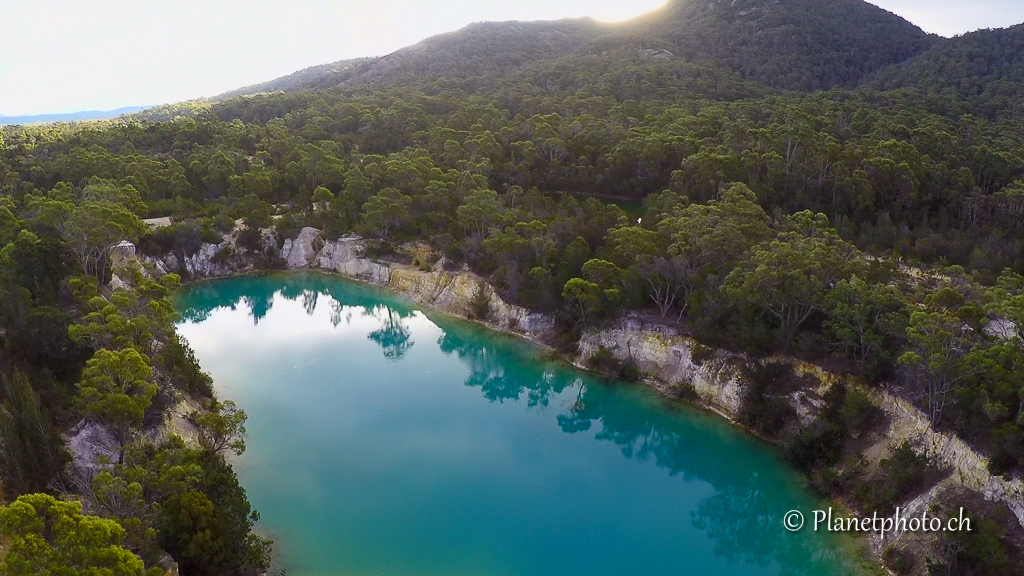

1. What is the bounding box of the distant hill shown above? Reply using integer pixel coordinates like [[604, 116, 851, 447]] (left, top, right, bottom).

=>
[[623, 0, 939, 91], [0, 106, 148, 126], [868, 23, 1024, 118], [228, 0, 937, 97], [213, 57, 374, 99], [332, 19, 607, 90]]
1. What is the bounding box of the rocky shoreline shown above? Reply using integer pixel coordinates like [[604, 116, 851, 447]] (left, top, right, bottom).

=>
[[141, 226, 1024, 567]]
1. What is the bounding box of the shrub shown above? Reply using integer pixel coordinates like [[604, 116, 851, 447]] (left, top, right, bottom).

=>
[[882, 545, 915, 575], [199, 226, 223, 245], [929, 505, 1020, 576], [690, 342, 714, 366], [840, 388, 884, 434], [739, 363, 796, 439], [788, 421, 844, 470], [212, 245, 234, 265], [469, 284, 491, 321], [587, 346, 641, 382], [159, 335, 214, 397], [364, 240, 396, 259], [235, 226, 262, 253], [881, 442, 929, 499], [853, 441, 931, 513]]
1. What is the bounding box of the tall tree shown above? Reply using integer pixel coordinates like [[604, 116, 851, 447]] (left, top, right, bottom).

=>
[[725, 216, 860, 345], [76, 348, 157, 463], [898, 311, 976, 425], [59, 201, 146, 281]]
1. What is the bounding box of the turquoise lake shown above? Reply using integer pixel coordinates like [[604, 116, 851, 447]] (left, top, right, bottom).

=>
[[174, 273, 864, 576]]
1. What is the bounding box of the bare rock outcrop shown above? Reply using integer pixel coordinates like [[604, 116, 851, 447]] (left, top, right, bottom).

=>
[[65, 419, 119, 478], [578, 316, 745, 416], [315, 236, 391, 283], [578, 317, 1024, 534], [305, 233, 555, 340], [281, 227, 324, 269]]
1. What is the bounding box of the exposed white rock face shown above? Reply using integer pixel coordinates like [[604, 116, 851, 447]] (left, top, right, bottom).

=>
[[160, 253, 177, 274], [315, 236, 392, 283], [110, 240, 137, 266], [305, 234, 556, 340], [578, 316, 745, 416], [109, 274, 131, 291], [262, 229, 278, 253], [281, 227, 324, 269], [488, 291, 555, 339], [184, 242, 234, 277], [578, 316, 1024, 534], [65, 419, 119, 477], [388, 267, 554, 340]]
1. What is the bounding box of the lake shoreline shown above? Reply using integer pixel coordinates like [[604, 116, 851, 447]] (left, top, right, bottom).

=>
[[174, 271, 873, 576], [171, 266, 887, 574], [146, 229, 1021, 575]]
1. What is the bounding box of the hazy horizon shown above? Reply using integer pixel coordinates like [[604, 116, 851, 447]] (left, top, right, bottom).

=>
[[2, 0, 1023, 117]]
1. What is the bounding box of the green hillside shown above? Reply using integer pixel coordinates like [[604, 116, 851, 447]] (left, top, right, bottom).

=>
[[624, 0, 938, 90], [241, 0, 937, 95], [870, 23, 1024, 118]]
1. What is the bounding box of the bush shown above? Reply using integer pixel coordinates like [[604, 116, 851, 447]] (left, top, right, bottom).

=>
[[469, 284, 491, 321], [212, 245, 234, 265], [882, 442, 929, 499], [235, 226, 262, 253], [853, 441, 931, 513], [929, 504, 1021, 576], [587, 346, 641, 382], [840, 388, 884, 434], [690, 342, 714, 366], [788, 421, 844, 470], [739, 363, 796, 439], [363, 240, 397, 260], [274, 214, 303, 246], [199, 226, 223, 245], [882, 545, 915, 575], [159, 335, 214, 397], [137, 223, 203, 258]]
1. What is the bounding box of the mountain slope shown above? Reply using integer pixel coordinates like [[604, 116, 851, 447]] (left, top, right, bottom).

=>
[[214, 57, 373, 99], [869, 23, 1024, 118], [335, 18, 605, 90], [231, 0, 936, 97], [624, 0, 939, 90]]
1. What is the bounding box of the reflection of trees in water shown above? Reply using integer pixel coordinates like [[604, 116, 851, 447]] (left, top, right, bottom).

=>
[[430, 325, 850, 573], [176, 273, 417, 328], [554, 382, 852, 576], [329, 301, 352, 327], [437, 330, 574, 405], [365, 305, 414, 360], [179, 275, 852, 574], [302, 290, 318, 316], [692, 474, 846, 576]]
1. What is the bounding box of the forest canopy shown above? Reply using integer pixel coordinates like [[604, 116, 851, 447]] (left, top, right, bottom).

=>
[[3, 0, 1024, 573]]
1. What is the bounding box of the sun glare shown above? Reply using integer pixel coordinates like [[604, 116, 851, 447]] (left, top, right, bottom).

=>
[[589, 0, 667, 22]]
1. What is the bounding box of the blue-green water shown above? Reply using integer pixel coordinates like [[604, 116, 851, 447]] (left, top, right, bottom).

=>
[[175, 273, 864, 576]]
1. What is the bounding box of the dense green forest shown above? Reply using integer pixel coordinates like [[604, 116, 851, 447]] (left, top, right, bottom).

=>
[[3, 0, 1024, 574], [870, 23, 1024, 119]]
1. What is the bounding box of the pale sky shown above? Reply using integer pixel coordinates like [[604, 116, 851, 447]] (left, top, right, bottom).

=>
[[1, 0, 1022, 116]]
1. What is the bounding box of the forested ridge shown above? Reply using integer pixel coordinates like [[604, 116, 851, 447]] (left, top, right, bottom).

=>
[[870, 23, 1024, 119], [2, 0, 1024, 573]]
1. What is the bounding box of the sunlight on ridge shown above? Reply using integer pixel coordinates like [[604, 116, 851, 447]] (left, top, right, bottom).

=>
[[590, 0, 668, 22]]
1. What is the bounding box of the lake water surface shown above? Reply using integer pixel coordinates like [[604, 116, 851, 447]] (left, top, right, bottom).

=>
[[175, 273, 864, 576]]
